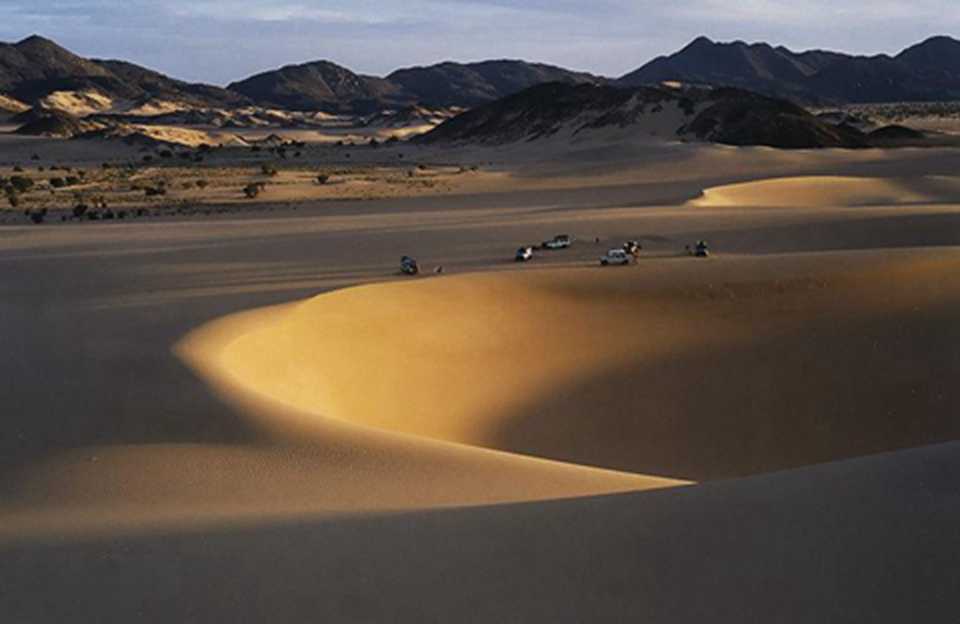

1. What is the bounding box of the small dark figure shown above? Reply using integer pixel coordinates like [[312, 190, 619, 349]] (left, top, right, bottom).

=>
[[434, 265, 444, 275], [694, 240, 710, 258]]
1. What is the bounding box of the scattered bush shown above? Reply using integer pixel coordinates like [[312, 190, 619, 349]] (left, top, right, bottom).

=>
[[49, 177, 67, 189], [196, 179, 209, 189], [10, 176, 34, 193], [261, 164, 278, 177], [73, 203, 89, 218], [142, 155, 153, 163], [317, 174, 330, 185], [243, 183, 262, 199]]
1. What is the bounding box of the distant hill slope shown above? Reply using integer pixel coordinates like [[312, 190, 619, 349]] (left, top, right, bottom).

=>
[[226, 60, 414, 113], [0, 35, 248, 108], [619, 36, 960, 104], [386, 60, 603, 108], [417, 82, 881, 149]]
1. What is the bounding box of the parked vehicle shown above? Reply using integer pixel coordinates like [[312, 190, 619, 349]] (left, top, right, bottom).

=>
[[400, 256, 420, 275], [542, 234, 572, 250], [600, 248, 632, 266], [515, 246, 534, 262], [623, 240, 641, 256]]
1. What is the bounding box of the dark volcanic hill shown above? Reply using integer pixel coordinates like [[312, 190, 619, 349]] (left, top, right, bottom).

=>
[[386, 60, 603, 108], [0, 35, 248, 108], [618, 36, 960, 104], [227, 61, 414, 113], [418, 82, 873, 149]]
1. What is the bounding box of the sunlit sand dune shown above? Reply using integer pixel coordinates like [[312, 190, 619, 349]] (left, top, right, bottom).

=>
[[691, 175, 960, 208], [186, 249, 960, 480]]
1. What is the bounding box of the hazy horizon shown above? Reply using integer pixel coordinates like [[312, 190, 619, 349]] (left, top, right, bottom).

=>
[[0, 1, 956, 85]]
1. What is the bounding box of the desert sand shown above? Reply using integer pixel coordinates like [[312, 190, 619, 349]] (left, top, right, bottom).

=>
[[3, 132, 960, 622]]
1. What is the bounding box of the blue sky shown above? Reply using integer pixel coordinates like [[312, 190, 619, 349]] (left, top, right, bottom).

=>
[[0, 1, 956, 84]]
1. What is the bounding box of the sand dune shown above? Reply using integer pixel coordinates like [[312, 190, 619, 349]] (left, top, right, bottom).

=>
[[184, 250, 960, 480], [691, 175, 960, 207]]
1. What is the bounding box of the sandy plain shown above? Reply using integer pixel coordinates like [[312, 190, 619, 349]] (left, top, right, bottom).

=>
[[3, 129, 960, 622]]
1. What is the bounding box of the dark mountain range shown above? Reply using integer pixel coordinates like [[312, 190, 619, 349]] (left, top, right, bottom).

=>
[[228, 58, 602, 112], [618, 35, 960, 104], [3, 34, 960, 116], [0, 35, 248, 108], [417, 82, 901, 149]]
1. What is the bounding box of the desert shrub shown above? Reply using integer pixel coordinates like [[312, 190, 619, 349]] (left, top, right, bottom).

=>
[[10, 176, 33, 193], [243, 183, 261, 198], [144, 186, 167, 197], [158, 150, 173, 159], [261, 164, 278, 176], [102, 162, 112, 169], [386, 136, 400, 144], [317, 174, 330, 185], [30, 154, 39, 161], [73, 203, 89, 218], [7, 191, 19, 208], [49, 177, 67, 188], [12, 165, 23, 172], [251, 145, 262, 153], [196, 179, 209, 189], [142, 155, 153, 163], [29, 209, 45, 224], [369, 138, 380, 148], [65, 176, 81, 186]]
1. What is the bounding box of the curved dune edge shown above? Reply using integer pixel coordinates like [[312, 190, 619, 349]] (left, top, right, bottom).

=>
[[178, 249, 960, 483], [690, 175, 960, 208]]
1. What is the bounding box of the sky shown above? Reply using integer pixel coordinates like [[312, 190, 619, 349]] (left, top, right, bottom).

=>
[[0, 1, 956, 85]]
